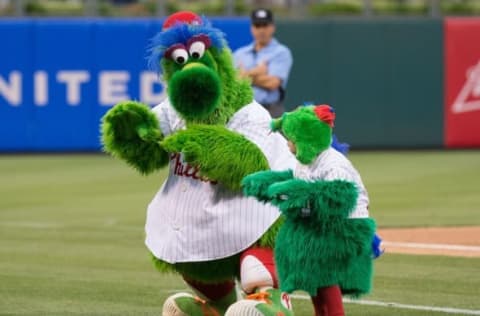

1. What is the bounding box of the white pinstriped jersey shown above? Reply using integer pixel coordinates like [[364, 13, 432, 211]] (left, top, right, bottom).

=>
[[145, 100, 296, 263], [293, 147, 370, 219]]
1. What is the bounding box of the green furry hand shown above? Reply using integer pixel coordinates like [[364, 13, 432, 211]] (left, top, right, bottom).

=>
[[161, 124, 269, 190], [102, 101, 162, 143], [101, 101, 168, 174], [241, 170, 293, 202], [267, 179, 313, 219]]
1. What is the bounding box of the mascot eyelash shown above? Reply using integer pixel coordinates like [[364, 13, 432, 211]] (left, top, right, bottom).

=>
[[147, 17, 225, 73]]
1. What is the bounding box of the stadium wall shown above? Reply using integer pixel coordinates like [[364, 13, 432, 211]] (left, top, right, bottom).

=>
[[277, 19, 444, 148], [0, 18, 478, 151]]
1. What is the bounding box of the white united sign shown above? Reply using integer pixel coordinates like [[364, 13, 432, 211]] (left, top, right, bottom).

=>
[[0, 70, 165, 107]]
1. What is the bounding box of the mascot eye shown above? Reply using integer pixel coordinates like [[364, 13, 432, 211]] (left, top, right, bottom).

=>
[[188, 41, 206, 59], [170, 48, 189, 65]]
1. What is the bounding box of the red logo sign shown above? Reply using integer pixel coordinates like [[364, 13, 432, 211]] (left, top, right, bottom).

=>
[[445, 18, 480, 147], [451, 60, 480, 114]]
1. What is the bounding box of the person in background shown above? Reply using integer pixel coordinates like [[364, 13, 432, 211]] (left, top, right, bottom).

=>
[[234, 8, 293, 118]]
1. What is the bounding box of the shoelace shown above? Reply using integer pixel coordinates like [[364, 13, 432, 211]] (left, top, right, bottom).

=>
[[246, 291, 272, 304], [193, 296, 220, 316]]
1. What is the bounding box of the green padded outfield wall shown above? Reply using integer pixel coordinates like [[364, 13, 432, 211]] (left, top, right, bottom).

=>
[[276, 19, 444, 148]]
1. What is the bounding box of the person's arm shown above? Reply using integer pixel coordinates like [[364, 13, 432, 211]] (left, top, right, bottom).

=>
[[242, 62, 281, 90], [246, 62, 268, 77], [254, 47, 293, 91], [251, 73, 282, 91]]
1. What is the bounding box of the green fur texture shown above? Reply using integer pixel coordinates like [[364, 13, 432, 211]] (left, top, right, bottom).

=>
[[163, 47, 253, 126], [161, 124, 269, 190], [267, 179, 358, 220], [101, 101, 169, 174], [275, 217, 376, 297], [151, 253, 240, 283], [213, 48, 253, 115], [275, 106, 332, 164], [242, 169, 294, 202], [249, 176, 376, 296], [168, 64, 222, 121]]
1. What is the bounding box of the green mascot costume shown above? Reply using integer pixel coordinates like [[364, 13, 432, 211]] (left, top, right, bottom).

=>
[[242, 105, 377, 316], [101, 11, 297, 316]]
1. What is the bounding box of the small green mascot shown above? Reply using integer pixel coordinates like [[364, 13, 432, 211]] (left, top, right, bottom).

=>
[[242, 105, 377, 316]]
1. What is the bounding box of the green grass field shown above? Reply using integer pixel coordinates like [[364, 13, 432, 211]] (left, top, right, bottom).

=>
[[1, 151, 479, 315]]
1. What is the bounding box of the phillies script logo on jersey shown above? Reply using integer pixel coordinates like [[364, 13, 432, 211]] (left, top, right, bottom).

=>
[[170, 153, 218, 184], [451, 60, 480, 113]]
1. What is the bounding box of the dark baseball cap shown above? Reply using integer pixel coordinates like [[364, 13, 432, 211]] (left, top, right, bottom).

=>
[[251, 8, 273, 26]]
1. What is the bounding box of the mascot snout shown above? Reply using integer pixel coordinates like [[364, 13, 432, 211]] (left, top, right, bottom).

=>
[[168, 64, 221, 119]]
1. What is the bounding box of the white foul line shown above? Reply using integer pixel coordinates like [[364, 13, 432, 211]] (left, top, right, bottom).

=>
[[163, 289, 480, 315], [382, 241, 480, 252], [290, 294, 480, 315]]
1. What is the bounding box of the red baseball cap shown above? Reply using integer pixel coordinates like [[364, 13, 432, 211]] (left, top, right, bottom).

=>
[[162, 11, 202, 30], [313, 105, 335, 128]]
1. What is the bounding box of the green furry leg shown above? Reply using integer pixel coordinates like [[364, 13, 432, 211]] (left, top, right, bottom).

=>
[[154, 255, 240, 315], [154, 218, 284, 315], [208, 287, 238, 312], [151, 253, 240, 283]]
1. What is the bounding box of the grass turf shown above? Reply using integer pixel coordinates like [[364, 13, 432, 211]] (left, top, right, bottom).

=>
[[349, 150, 480, 227], [1, 151, 479, 315]]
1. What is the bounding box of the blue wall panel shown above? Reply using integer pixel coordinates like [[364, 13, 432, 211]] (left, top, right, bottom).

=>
[[32, 20, 94, 150], [0, 21, 33, 150], [0, 18, 251, 151]]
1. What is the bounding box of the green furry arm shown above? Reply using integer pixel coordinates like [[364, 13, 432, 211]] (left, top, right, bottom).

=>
[[161, 124, 269, 191], [241, 170, 293, 202], [267, 179, 358, 221], [101, 101, 169, 174]]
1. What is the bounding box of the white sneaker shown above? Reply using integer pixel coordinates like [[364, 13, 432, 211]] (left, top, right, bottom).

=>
[[162, 292, 223, 316], [225, 288, 293, 316]]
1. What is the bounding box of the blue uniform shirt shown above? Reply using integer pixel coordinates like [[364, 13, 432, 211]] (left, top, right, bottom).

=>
[[233, 38, 293, 105]]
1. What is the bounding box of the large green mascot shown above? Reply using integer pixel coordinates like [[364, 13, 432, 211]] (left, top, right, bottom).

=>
[[101, 11, 296, 316]]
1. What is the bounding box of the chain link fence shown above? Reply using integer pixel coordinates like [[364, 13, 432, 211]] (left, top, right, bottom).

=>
[[0, 0, 479, 17]]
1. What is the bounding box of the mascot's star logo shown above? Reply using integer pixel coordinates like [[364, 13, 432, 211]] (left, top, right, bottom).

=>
[[451, 60, 480, 113]]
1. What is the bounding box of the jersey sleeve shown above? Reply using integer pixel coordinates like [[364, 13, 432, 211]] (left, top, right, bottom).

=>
[[151, 100, 184, 137], [322, 165, 356, 183]]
